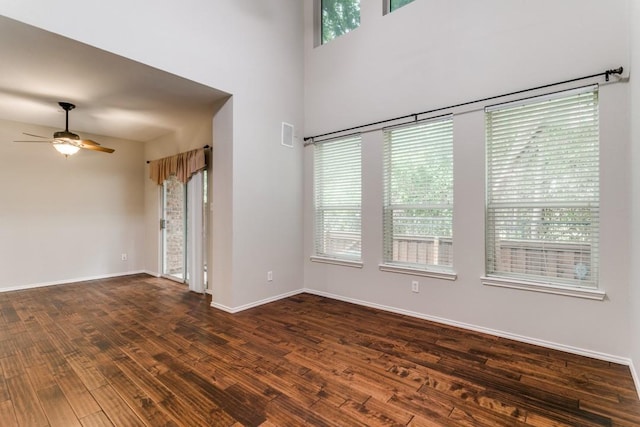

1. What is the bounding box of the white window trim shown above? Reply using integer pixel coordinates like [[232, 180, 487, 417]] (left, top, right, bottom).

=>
[[310, 256, 363, 268], [481, 276, 605, 301], [313, 0, 322, 47], [383, 0, 392, 14], [379, 263, 457, 281]]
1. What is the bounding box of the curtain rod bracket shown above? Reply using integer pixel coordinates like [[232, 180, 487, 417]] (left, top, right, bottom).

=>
[[605, 67, 623, 82]]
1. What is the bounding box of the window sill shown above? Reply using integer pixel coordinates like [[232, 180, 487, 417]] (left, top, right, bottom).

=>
[[310, 256, 363, 268], [481, 276, 605, 301], [379, 264, 457, 281]]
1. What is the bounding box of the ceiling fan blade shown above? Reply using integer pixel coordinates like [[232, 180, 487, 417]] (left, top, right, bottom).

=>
[[22, 132, 49, 139], [81, 144, 115, 153], [13, 140, 53, 143], [79, 139, 101, 146]]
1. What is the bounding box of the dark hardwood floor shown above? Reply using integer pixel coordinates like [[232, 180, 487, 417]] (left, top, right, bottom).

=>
[[0, 274, 638, 426]]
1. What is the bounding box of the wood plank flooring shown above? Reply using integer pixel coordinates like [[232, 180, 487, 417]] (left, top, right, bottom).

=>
[[0, 274, 638, 426]]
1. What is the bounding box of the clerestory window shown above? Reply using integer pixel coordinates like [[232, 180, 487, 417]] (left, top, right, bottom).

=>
[[321, 0, 360, 44]]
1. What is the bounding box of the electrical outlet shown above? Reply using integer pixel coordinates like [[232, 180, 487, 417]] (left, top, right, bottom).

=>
[[411, 280, 419, 293], [267, 271, 273, 282], [121, 253, 128, 261]]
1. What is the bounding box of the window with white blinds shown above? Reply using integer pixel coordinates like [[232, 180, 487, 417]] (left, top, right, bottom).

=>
[[485, 86, 599, 288], [314, 135, 362, 261], [383, 117, 454, 271]]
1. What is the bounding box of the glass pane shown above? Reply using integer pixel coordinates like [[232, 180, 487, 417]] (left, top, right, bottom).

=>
[[322, 0, 360, 44], [318, 209, 362, 258], [163, 174, 186, 280], [485, 89, 599, 287], [314, 136, 362, 260], [383, 119, 454, 269], [390, 0, 414, 12]]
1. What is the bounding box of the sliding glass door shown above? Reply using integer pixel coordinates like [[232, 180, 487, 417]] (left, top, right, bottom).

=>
[[161, 171, 207, 292]]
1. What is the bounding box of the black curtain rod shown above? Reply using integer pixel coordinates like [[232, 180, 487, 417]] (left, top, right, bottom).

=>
[[146, 145, 210, 164], [303, 67, 624, 143]]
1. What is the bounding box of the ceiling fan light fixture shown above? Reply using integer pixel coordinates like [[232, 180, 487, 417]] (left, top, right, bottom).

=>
[[53, 141, 80, 157]]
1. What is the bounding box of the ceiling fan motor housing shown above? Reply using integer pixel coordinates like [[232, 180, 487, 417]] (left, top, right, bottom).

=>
[[53, 130, 80, 140]]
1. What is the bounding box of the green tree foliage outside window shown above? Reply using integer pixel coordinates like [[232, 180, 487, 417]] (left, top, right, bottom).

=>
[[383, 119, 454, 269], [322, 0, 360, 44], [390, 0, 415, 12]]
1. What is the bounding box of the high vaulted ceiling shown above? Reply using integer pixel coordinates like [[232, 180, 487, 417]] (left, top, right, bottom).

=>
[[0, 15, 229, 142]]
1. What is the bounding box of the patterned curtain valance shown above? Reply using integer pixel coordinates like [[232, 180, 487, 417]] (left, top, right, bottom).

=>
[[148, 147, 206, 185]]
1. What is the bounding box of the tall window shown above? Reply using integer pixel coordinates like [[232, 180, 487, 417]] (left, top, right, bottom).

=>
[[321, 0, 360, 44], [383, 117, 454, 271], [314, 135, 362, 261], [485, 86, 600, 288]]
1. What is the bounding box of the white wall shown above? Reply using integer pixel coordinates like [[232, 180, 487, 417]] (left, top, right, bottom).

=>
[[211, 98, 234, 306], [0, 1, 306, 309], [304, 0, 632, 359], [0, 119, 145, 290], [305, 0, 628, 135], [629, 0, 640, 387]]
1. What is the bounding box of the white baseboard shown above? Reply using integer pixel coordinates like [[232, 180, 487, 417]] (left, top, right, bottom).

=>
[[210, 288, 305, 313], [142, 270, 161, 278], [630, 359, 640, 400], [0, 271, 147, 293], [303, 288, 633, 366]]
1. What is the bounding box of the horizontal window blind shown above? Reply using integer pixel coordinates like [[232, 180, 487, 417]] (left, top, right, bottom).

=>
[[383, 117, 454, 270], [314, 135, 362, 260], [485, 86, 599, 288]]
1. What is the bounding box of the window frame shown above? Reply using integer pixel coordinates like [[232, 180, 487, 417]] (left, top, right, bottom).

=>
[[317, 0, 361, 45], [482, 85, 604, 300], [312, 134, 363, 267], [379, 116, 456, 280]]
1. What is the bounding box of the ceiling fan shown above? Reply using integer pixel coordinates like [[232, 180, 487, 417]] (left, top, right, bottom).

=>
[[15, 102, 115, 157]]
